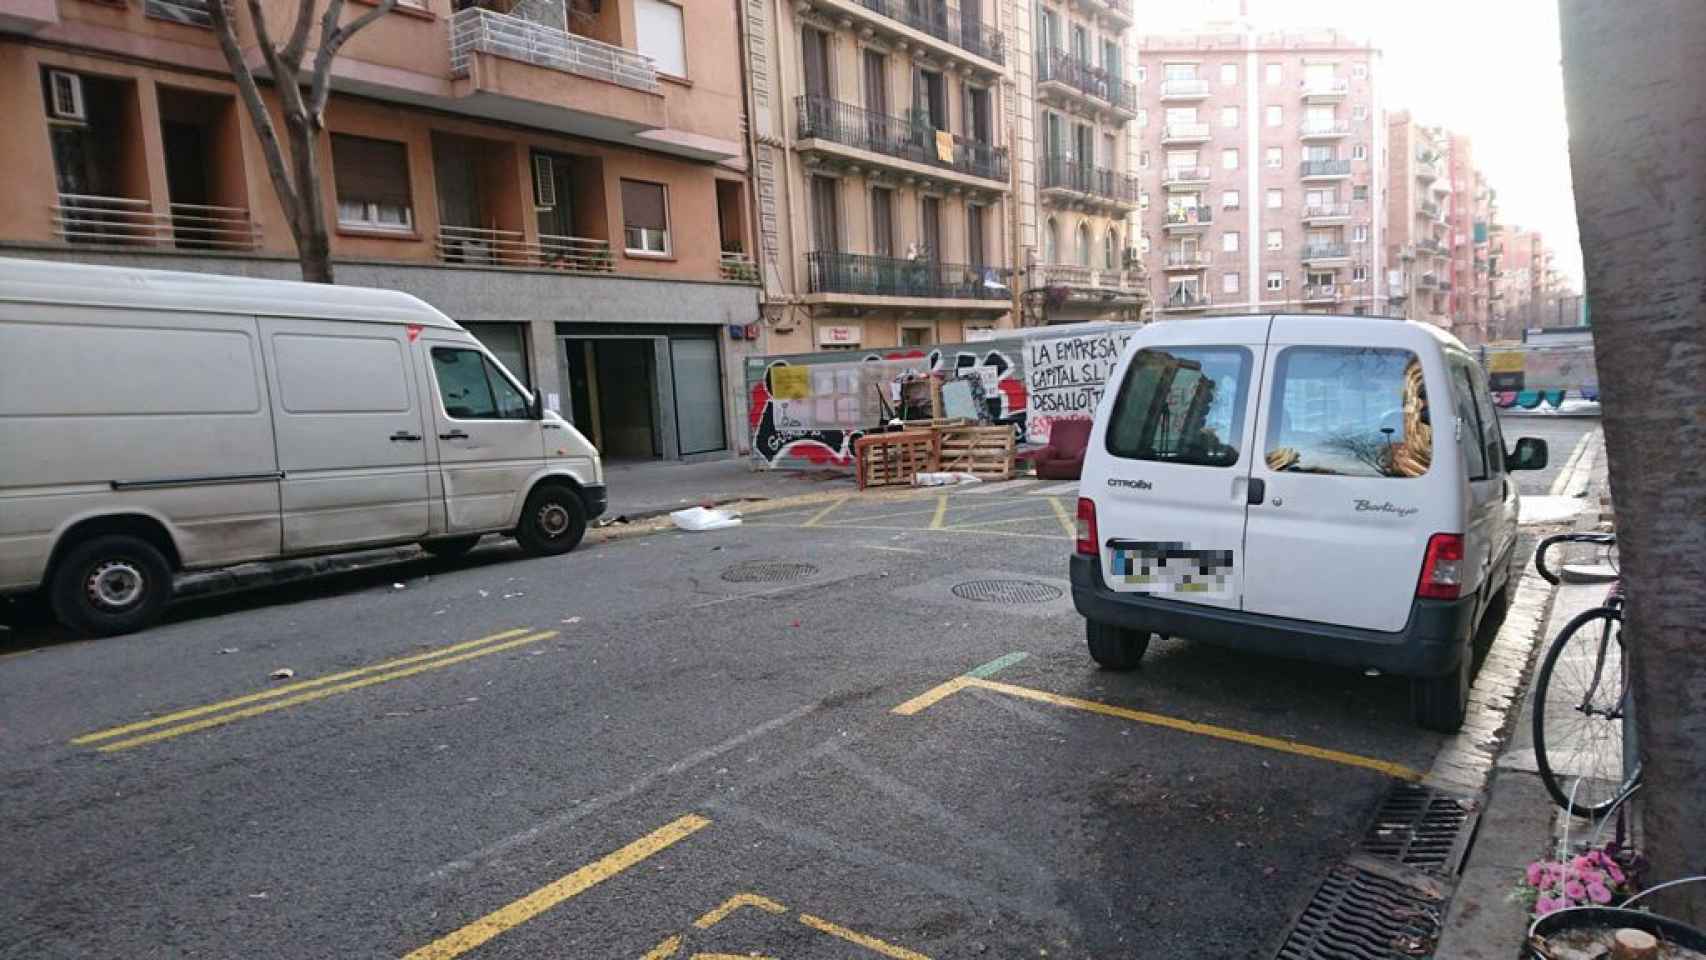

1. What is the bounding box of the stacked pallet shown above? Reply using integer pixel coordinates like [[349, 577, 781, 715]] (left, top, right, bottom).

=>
[[855, 430, 937, 489], [936, 425, 1016, 481]]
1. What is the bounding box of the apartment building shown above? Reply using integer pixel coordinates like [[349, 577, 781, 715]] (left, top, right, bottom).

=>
[[740, 0, 1016, 353], [1018, 0, 1145, 325], [0, 0, 758, 460], [1136, 27, 1386, 318], [1387, 112, 1453, 328]]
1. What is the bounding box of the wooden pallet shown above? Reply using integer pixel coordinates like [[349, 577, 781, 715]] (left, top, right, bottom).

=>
[[935, 425, 1016, 481], [855, 430, 937, 489]]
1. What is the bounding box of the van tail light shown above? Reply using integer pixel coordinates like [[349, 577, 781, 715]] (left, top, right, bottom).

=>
[[1417, 533, 1465, 600], [1076, 498, 1099, 557]]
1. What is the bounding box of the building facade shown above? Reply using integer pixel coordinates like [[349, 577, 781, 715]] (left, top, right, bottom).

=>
[[740, 0, 1018, 354], [1135, 27, 1387, 319], [0, 0, 759, 459], [1385, 115, 1501, 344]]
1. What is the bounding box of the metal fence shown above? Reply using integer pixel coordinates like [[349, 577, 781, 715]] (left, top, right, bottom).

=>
[[436, 224, 614, 272], [855, 0, 1004, 64], [449, 7, 659, 93], [795, 96, 1008, 182], [1035, 48, 1136, 112], [806, 250, 1009, 300], [1038, 156, 1138, 203], [52, 194, 260, 250]]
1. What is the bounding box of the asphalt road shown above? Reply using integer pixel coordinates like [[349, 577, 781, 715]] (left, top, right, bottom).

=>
[[0, 417, 1599, 960]]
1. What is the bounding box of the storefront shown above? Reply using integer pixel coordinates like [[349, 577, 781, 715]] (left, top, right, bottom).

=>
[[555, 323, 727, 462]]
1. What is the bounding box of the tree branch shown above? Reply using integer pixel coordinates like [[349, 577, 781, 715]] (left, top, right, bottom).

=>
[[207, 0, 303, 230], [308, 0, 396, 121], [281, 0, 318, 67]]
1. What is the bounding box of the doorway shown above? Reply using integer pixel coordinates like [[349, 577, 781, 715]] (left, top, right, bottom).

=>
[[563, 338, 659, 460]]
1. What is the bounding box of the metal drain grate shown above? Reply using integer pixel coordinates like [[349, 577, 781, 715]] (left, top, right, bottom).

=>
[[950, 579, 1064, 604], [1359, 783, 1478, 875], [1274, 863, 1444, 960], [720, 561, 819, 583]]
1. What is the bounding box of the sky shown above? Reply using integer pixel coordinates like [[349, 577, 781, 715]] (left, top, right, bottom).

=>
[[1150, 0, 1583, 288]]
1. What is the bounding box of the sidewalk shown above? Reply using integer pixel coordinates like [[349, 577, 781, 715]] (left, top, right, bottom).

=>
[[602, 457, 854, 521]]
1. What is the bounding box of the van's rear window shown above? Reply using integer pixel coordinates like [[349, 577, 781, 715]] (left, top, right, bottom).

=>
[[1263, 347, 1432, 478], [1105, 347, 1252, 467]]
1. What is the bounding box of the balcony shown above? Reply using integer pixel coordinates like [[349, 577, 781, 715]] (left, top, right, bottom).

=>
[[1415, 156, 1442, 182], [1093, 0, 1134, 27], [1439, 279, 1454, 292], [52, 194, 261, 251], [719, 251, 759, 283], [1160, 121, 1212, 144], [1301, 243, 1350, 265], [1302, 203, 1351, 224], [1162, 166, 1212, 190], [1300, 77, 1349, 101], [1418, 200, 1442, 220], [818, 0, 1006, 67], [1035, 264, 1145, 300], [1161, 250, 1212, 272], [1298, 120, 1350, 141], [435, 225, 613, 272], [1417, 272, 1439, 289], [1299, 159, 1352, 180], [1038, 156, 1139, 210], [0, 0, 57, 31], [1163, 205, 1214, 232], [450, 7, 658, 94], [1162, 288, 1212, 311], [805, 251, 1011, 304], [795, 96, 1009, 188], [1036, 49, 1137, 119], [1159, 78, 1211, 100], [1417, 238, 1447, 258], [1301, 283, 1341, 304]]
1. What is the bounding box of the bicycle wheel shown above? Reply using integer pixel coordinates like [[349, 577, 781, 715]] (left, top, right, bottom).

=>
[[1532, 605, 1635, 817]]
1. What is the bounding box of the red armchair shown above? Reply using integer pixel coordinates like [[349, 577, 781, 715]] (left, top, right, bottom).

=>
[[1028, 419, 1092, 480]]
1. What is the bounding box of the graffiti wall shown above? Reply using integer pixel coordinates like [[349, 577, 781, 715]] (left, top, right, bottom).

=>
[[745, 325, 1135, 469], [1481, 345, 1600, 407]]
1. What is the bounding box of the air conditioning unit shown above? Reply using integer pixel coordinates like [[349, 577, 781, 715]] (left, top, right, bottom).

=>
[[48, 71, 86, 123]]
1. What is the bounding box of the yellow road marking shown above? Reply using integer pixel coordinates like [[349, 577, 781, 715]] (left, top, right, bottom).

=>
[[73, 628, 533, 745], [798, 914, 931, 960], [96, 631, 557, 752], [640, 935, 681, 959], [928, 495, 949, 530], [801, 496, 852, 527], [823, 505, 948, 525], [1047, 496, 1077, 538], [693, 893, 787, 929], [891, 676, 972, 716], [403, 814, 712, 960], [693, 954, 777, 960], [949, 513, 1064, 530]]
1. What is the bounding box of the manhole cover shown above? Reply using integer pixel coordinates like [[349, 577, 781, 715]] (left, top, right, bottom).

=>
[[720, 561, 818, 583], [1274, 864, 1443, 959], [1359, 783, 1478, 875], [950, 579, 1063, 604]]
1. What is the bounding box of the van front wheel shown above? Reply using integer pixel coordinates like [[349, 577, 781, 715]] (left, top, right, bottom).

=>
[[516, 485, 587, 556], [49, 535, 173, 637], [1087, 620, 1150, 671]]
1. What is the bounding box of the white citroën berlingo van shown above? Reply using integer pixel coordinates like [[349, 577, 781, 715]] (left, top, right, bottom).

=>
[[1072, 314, 1548, 732], [0, 258, 605, 637]]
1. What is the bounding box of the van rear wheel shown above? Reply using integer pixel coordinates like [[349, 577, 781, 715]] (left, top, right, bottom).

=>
[[1410, 641, 1472, 732], [49, 534, 173, 638], [515, 484, 587, 556], [1087, 620, 1150, 671]]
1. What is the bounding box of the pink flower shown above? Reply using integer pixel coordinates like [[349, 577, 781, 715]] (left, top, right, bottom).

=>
[[1605, 861, 1626, 885], [1535, 896, 1564, 916], [1572, 855, 1595, 873], [1564, 880, 1587, 901], [1587, 882, 1613, 904], [1526, 862, 1548, 887]]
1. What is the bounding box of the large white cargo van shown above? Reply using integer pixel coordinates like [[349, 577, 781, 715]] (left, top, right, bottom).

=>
[[0, 258, 605, 637]]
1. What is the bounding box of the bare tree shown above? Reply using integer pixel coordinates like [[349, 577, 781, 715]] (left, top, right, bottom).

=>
[[207, 0, 397, 282], [1559, 0, 1706, 921]]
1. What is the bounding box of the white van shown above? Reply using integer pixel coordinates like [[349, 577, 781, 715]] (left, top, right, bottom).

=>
[[1072, 315, 1548, 731], [0, 258, 604, 637]]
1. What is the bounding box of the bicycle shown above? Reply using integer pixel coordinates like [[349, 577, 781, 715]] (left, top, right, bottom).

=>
[[1531, 533, 1641, 818]]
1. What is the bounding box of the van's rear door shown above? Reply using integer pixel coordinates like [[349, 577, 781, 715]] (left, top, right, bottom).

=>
[[1241, 318, 1454, 632], [1082, 319, 1269, 611]]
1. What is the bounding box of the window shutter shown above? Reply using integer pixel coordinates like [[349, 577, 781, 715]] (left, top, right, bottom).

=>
[[621, 180, 667, 230], [331, 135, 412, 207], [533, 154, 556, 208]]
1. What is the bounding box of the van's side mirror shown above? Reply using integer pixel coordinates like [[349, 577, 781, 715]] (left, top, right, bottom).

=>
[[1507, 437, 1548, 471], [529, 391, 545, 420]]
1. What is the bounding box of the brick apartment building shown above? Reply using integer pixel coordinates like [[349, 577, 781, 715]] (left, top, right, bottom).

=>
[[0, 0, 760, 460], [1134, 26, 1388, 319]]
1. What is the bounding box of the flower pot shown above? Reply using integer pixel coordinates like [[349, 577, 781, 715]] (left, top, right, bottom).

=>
[[1531, 907, 1706, 958]]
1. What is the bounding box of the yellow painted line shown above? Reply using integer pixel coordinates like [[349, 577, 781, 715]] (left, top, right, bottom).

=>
[[890, 676, 972, 716], [639, 935, 681, 959], [928, 495, 949, 530], [822, 506, 948, 525], [96, 631, 557, 752], [960, 677, 1423, 781], [72, 628, 533, 745], [1047, 496, 1077, 538], [693, 892, 787, 929], [798, 914, 931, 960], [801, 496, 853, 527], [693, 954, 777, 960], [949, 513, 1065, 530], [402, 814, 712, 960]]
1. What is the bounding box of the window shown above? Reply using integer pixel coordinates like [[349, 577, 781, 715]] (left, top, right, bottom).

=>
[[1164, 62, 1198, 81], [635, 0, 687, 78], [621, 179, 671, 254], [1353, 105, 1367, 120], [1353, 184, 1369, 201], [1138, 150, 1151, 169], [1265, 105, 1281, 127], [1266, 229, 1283, 251], [1220, 106, 1239, 128], [871, 186, 894, 258], [917, 68, 947, 129], [1353, 62, 1368, 79], [1448, 359, 1488, 480], [1222, 189, 1240, 209], [1265, 347, 1432, 479], [331, 134, 413, 231], [1139, 233, 1151, 253], [1136, 109, 1148, 127], [431, 347, 531, 421], [967, 203, 986, 267], [1222, 231, 1239, 253], [802, 27, 831, 97], [863, 49, 888, 115], [1220, 62, 1237, 85], [1352, 224, 1368, 242], [920, 195, 942, 258], [1222, 271, 1240, 293], [1265, 146, 1282, 168], [968, 86, 994, 143], [1105, 347, 1252, 468], [1043, 217, 1059, 264], [1221, 148, 1239, 170], [1136, 65, 1147, 83], [1167, 149, 1199, 171], [1266, 188, 1283, 209], [1265, 63, 1281, 85], [1266, 271, 1284, 291], [1353, 143, 1367, 160], [1074, 221, 1091, 266], [1352, 265, 1368, 282], [1139, 191, 1150, 210], [1307, 271, 1334, 287], [1103, 229, 1117, 270], [810, 175, 838, 252], [1469, 366, 1507, 477], [900, 326, 933, 347]]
